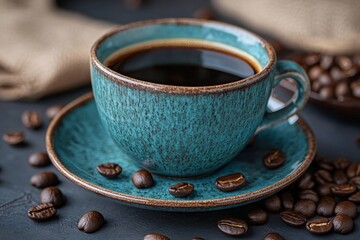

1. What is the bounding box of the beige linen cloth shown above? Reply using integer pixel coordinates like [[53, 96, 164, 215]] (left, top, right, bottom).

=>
[[213, 0, 360, 54], [0, 0, 112, 100]]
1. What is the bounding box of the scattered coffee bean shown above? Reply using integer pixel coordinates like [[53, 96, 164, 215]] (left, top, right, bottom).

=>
[[335, 81, 350, 98], [333, 157, 350, 170], [348, 191, 360, 203], [28, 152, 51, 167], [27, 203, 56, 222], [320, 55, 334, 70], [215, 173, 246, 192], [319, 86, 334, 99], [3, 131, 24, 145], [168, 182, 194, 198], [314, 169, 333, 184], [132, 169, 154, 189], [264, 194, 282, 213], [316, 158, 334, 171], [317, 196, 336, 217], [305, 54, 320, 66], [30, 172, 59, 188], [349, 176, 360, 189], [263, 149, 285, 169], [333, 170, 348, 185], [333, 214, 354, 234], [97, 162, 122, 178], [351, 80, 360, 98], [294, 199, 316, 218], [347, 163, 360, 178], [317, 183, 335, 196], [40, 187, 64, 208], [297, 173, 314, 189], [299, 189, 319, 203], [336, 56, 353, 71], [217, 217, 247, 236], [144, 233, 170, 240], [334, 201, 357, 218], [77, 211, 104, 233], [22, 111, 42, 129], [309, 66, 322, 80], [280, 209, 306, 227], [193, 8, 214, 20], [306, 217, 333, 234], [192, 237, 205, 240], [281, 191, 294, 209], [46, 104, 64, 119], [318, 73, 332, 85], [331, 184, 356, 196], [264, 232, 284, 240], [247, 208, 268, 225]]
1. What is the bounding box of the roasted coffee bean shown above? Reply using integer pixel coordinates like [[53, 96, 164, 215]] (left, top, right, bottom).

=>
[[316, 158, 334, 171], [346, 163, 360, 178], [3, 131, 24, 145], [97, 162, 122, 178], [280, 209, 306, 227], [247, 208, 268, 225], [193, 8, 215, 20], [317, 196, 336, 217], [304, 54, 320, 66], [318, 73, 332, 85], [217, 217, 247, 236], [351, 80, 360, 98], [334, 201, 357, 218], [30, 172, 59, 188], [320, 55, 334, 70], [27, 203, 56, 221], [22, 111, 42, 129], [263, 150, 285, 169], [333, 157, 350, 170], [317, 183, 335, 196], [297, 173, 314, 189], [333, 170, 348, 185], [264, 232, 284, 240], [46, 104, 64, 119], [331, 184, 356, 196], [294, 199, 316, 218], [348, 191, 360, 203], [299, 189, 319, 203], [281, 191, 294, 209], [308, 66, 322, 80], [192, 237, 205, 240], [336, 56, 353, 71], [314, 169, 333, 184], [168, 182, 194, 198], [264, 194, 282, 213], [306, 217, 333, 234], [319, 86, 334, 99], [215, 173, 246, 192], [144, 233, 170, 240], [333, 214, 354, 234], [132, 169, 154, 189], [78, 211, 104, 233], [312, 81, 322, 92], [40, 187, 64, 208], [330, 67, 346, 81], [349, 176, 360, 189], [28, 152, 50, 167]]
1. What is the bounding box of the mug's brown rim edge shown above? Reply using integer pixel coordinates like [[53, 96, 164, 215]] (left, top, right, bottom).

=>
[[90, 18, 276, 94]]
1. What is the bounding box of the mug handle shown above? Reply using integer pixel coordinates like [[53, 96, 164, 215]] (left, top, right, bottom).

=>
[[256, 60, 310, 132]]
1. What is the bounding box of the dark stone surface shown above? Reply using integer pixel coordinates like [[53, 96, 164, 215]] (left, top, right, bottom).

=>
[[1, 0, 360, 239]]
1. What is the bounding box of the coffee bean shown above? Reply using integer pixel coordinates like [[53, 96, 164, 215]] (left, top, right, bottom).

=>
[[308, 66, 322, 80], [22, 111, 42, 129], [264, 194, 282, 213], [317, 183, 335, 196], [78, 211, 104, 233], [193, 8, 215, 20], [333, 157, 350, 170], [348, 191, 360, 203], [264, 232, 284, 240], [46, 104, 64, 119], [314, 170, 333, 184], [27, 203, 56, 221], [346, 163, 360, 178], [349, 176, 360, 189], [317, 196, 336, 217], [312, 81, 322, 92], [318, 73, 332, 85], [334, 201, 357, 218], [319, 86, 334, 99], [280, 209, 306, 227], [97, 162, 122, 178], [304, 54, 320, 66], [297, 173, 314, 190], [192, 237, 205, 240], [168, 182, 194, 198], [299, 189, 319, 203], [294, 199, 316, 218], [333, 214, 354, 234], [333, 170, 348, 185], [263, 150, 285, 169], [40, 187, 64, 208], [330, 67, 346, 81], [335, 82, 350, 99], [3, 131, 24, 145], [315, 157, 334, 171], [281, 191, 294, 209], [331, 184, 356, 196], [247, 208, 268, 225], [28, 152, 51, 167], [336, 56, 353, 71], [132, 169, 154, 189], [351, 80, 360, 98], [30, 172, 59, 188], [215, 173, 246, 192], [320, 55, 334, 70], [144, 233, 170, 240], [217, 217, 247, 236], [306, 217, 333, 234]]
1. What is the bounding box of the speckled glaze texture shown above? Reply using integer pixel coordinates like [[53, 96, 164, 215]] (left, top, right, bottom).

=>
[[47, 95, 315, 212], [90, 19, 309, 177]]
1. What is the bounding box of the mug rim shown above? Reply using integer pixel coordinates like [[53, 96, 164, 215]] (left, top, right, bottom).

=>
[[90, 18, 276, 94]]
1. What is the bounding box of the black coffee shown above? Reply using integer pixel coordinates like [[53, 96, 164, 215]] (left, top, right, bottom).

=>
[[106, 46, 257, 86]]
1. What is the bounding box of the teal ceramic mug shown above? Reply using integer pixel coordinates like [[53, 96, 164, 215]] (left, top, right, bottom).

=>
[[90, 19, 310, 178]]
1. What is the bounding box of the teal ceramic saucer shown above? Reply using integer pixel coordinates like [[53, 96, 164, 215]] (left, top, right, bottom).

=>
[[46, 93, 316, 212]]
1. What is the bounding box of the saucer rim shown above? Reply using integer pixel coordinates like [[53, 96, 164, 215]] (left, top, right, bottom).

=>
[[46, 92, 316, 209]]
